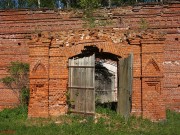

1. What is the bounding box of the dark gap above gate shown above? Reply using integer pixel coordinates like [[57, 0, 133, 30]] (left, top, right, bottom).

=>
[[69, 45, 120, 61]]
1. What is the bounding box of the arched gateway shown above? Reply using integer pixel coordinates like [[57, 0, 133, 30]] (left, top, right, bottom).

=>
[[28, 28, 166, 121], [68, 46, 133, 118]]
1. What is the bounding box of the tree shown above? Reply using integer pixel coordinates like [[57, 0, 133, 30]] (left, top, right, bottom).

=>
[[39, 0, 56, 8], [79, 0, 100, 16], [108, 0, 111, 7], [1, 62, 29, 107], [0, 0, 14, 9], [66, 0, 71, 9]]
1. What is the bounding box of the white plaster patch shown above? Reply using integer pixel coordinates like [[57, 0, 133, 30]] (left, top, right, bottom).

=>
[[163, 61, 180, 66]]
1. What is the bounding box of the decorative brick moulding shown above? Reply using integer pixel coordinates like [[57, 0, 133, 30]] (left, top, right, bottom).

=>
[[0, 2, 179, 121], [27, 29, 166, 121]]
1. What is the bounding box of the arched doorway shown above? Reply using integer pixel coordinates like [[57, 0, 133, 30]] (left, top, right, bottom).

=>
[[95, 52, 118, 110], [68, 46, 133, 117]]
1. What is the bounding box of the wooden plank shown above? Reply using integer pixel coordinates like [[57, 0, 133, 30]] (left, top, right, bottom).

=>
[[128, 53, 133, 113], [68, 66, 94, 68], [117, 53, 133, 119], [86, 54, 95, 114], [68, 87, 94, 89], [69, 54, 95, 114]]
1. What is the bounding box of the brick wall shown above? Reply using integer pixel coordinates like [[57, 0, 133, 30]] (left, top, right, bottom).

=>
[[0, 34, 29, 110], [28, 29, 166, 121], [0, 2, 179, 120]]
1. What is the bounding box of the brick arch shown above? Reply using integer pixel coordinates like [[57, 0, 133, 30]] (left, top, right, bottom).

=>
[[145, 58, 161, 72], [65, 42, 128, 59], [31, 61, 47, 75], [143, 57, 162, 77]]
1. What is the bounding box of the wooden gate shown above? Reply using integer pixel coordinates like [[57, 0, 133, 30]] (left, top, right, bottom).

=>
[[68, 54, 95, 114], [117, 53, 133, 118]]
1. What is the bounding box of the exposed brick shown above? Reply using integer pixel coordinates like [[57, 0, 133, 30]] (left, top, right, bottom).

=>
[[0, 3, 179, 121]]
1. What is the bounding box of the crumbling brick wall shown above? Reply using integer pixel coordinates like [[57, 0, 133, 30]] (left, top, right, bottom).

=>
[[28, 29, 166, 121], [0, 2, 179, 120]]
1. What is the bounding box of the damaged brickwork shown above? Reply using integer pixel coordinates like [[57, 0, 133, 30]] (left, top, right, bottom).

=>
[[0, 2, 179, 121]]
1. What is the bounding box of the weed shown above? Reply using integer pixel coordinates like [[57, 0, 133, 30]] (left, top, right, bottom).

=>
[[139, 18, 149, 30], [0, 107, 179, 135], [0, 61, 29, 107]]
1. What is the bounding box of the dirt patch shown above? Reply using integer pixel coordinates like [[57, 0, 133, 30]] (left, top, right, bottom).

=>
[[0, 130, 16, 134]]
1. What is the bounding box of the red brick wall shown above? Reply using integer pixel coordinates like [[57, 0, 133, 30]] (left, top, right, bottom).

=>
[[164, 33, 180, 112], [0, 3, 179, 120], [27, 29, 166, 121], [0, 34, 29, 110]]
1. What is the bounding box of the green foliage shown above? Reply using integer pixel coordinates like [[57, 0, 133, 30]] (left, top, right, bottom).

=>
[[79, 0, 100, 10], [79, 0, 114, 28], [82, 17, 96, 28], [0, 106, 28, 133], [0, 107, 179, 135], [7, 61, 29, 77], [0, 0, 57, 9], [0, 106, 28, 120], [65, 91, 75, 112], [39, 0, 56, 8], [21, 87, 30, 105], [0, 0, 14, 9], [78, 0, 100, 28], [139, 18, 149, 30], [0, 0, 162, 9], [1, 61, 29, 106], [97, 19, 113, 26], [18, 0, 27, 8], [95, 61, 113, 82], [27, 0, 39, 8], [1, 76, 15, 86]]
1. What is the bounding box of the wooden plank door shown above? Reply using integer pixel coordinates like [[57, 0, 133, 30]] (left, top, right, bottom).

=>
[[117, 53, 133, 118], [68, 54, 95, 115]]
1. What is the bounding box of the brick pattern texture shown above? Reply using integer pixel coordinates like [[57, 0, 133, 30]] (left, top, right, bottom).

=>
[[0, 2, 179, 121]]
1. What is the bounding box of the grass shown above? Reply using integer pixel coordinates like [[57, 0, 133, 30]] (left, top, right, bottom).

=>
[[0, 106, 179, 135]]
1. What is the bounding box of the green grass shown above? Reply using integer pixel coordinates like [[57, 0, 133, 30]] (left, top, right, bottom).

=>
[[0, 106, 179, 135]]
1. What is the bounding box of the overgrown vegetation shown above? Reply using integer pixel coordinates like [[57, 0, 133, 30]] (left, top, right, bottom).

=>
[[0, 61, 29, 107], [0, 106, 179, 135], [0, 0, 157, 28], [139, 18, 149, 30], [78, 0, 100, 28], [0, 0, 166, 9]]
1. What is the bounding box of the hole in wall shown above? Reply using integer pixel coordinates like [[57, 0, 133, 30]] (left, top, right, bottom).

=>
[[175, 38, 178, 41], [178, 85, 180, 87], [18, 43, 21, 46], [38, 33, 42, 37], [36, 84, 44, 88]]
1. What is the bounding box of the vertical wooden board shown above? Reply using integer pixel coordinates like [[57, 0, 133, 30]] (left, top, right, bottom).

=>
[[73, 89, 85, 113], [117, 58, 126, 116], [79, 89, 86, 112], [117, 53, 133, 118], [90, 54, 95, 113], [85, 54, 95, 114], [80, 57, 86, 113], [69, 58, 73, 112], [73, 58, 79, 87], [68, 59, 71, 88], [86, 89, 95, 113], [70, 88, 78, 112], [127, 53, 133, 113], [68, 54, 95, 114], [92, 54, 95, 92]]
